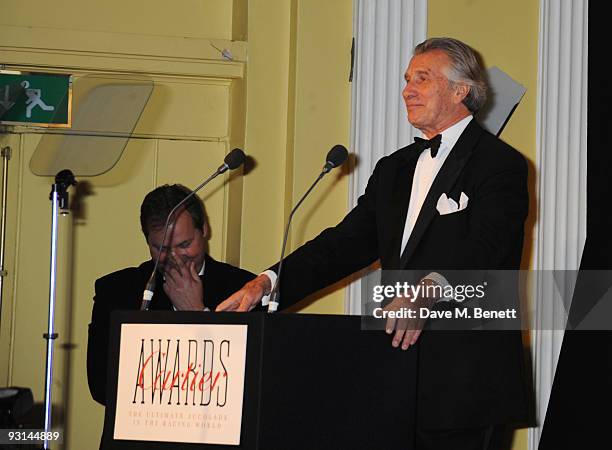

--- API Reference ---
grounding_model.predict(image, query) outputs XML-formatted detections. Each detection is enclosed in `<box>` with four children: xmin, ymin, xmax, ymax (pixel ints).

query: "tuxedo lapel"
<box><xmin>382</xmin><ymin>144</ymin><xmax>422</xmax><ymax>267</ymax></box>
<box><xmin>151</xmin><ymin>276</ymin><xmax>173</xmax><ymax>310</ymax></box>
<box><xmin>202</xmin><ymin>254</ymin><xmax>222</xmax><ymax>310</ymax></box>
<box><xmin>399</xmin><ymin>121</ymin><xmax>484</xmax><ymax>268</ymax></box>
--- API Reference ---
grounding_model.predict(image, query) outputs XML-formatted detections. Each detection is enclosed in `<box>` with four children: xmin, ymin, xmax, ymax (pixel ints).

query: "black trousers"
<box><xmin>416</xmin><ymin>425</ymin><xmax>512</xmax><ymax>450</ymax></box>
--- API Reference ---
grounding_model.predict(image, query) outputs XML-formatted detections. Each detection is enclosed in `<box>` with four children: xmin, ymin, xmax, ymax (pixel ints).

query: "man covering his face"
<box><xmin>86</xmin><ymin>184</ymin><xmax>255</xmax><ymax>406</ymax></box>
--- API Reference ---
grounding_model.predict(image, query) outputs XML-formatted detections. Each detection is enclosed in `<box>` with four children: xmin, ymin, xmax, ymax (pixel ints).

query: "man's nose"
<box><xmin>402</xmin><ymin>83</ymin><xmax>414</xmax><ymax>100</ymax></box>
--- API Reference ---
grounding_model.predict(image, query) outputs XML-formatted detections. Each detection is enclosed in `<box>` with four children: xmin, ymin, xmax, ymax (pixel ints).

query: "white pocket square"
<box><xmin>436</xmin><ymin>192</ymin><xmax>469</xmax><ymax>215</ymax></box>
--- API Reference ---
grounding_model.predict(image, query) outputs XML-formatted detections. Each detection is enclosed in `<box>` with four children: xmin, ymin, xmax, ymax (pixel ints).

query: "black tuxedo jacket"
<box><xmin>87</xmin><ymin>254</ymin><xmax>255</xmax><ymax>405</ymax></box>
<box><xmin>275</xmin><ymin>120</ymin><xmax>530</xmax><ymax>429</ymax></box>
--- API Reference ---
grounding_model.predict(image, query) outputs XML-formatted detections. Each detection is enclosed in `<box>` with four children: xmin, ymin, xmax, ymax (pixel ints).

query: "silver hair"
<box><xmin>414</xmin><ymin>37</ymin><xmax>487</xmax><ymax>113</ymax></box>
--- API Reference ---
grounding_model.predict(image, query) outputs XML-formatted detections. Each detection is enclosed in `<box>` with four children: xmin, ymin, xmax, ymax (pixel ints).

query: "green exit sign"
<box><xmin>0</xmin><ymin>72</ymin><xmax>72</xmax><ymax>127</ymax></box>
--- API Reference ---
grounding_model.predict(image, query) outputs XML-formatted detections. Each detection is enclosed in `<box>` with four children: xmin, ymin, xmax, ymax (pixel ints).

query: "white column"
<box><xmin>346</xmin><ymin>0</ymin><xmax>427</xmax><ymax>314</ymax></box>
<box><xmin>531</xmin><ymin>0</ymin><xmax>588</xmax><ymax>447</ymax></box>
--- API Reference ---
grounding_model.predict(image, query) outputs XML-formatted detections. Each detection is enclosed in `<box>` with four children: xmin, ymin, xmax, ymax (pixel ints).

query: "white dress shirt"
<box><xmin>400</xmin><ymin>115</ymin><xmax>473</xmax><ymax>298</ymax></box>
<box><xmin>400</xmin><ymin>115</ymin><xmax>473</xmax><ymax>254</ymax></box>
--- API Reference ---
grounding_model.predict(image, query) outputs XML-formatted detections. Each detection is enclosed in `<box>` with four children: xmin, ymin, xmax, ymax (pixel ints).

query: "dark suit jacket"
<box><xmin>274</xmin><ymin>120</ymin><xmax>529</xmax><ymax>429</ymax></box>
<box><xmin>87</xmin><ymin>253</ymin><xmax>255</xmax><ymax>405</ymax></box>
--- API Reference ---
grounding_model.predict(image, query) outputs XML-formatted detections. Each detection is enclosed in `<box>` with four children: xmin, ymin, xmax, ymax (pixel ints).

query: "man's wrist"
<box><xmin>260</xmin><ymin>270</ymin><xmax>276</xmax><ymax>293</ymax></box>
<box><xmin>422</xmin><ymin>272</ymin><xmax>453</xmax><ymax>302</ymax></box>
<box><xmin>260</xmin><ymin>270</ymin><xmax>277</xmax><ymax>306</ymax></box>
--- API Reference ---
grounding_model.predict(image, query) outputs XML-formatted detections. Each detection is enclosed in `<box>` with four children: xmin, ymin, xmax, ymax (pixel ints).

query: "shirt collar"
<box><xmin>421</xmin><ymin>115</ymin><xmax>473</xmax><ymax>159</ymax></box>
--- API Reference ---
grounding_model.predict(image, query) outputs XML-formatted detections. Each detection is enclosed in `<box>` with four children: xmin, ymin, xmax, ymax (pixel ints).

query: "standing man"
<box><xmin>218</xmin><ymin>37</ymin><xmax>529</xmax><ymax>449</ymax></box>
<box><xmin>87</xmin><ymin>184</ymin><xmax>255</xmax><ymax>405</ymax></box>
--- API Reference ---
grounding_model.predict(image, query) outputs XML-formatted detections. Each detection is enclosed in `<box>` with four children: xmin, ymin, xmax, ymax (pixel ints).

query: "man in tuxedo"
<box><xmin>218</xmin><ymin>37</ymin><xmax>529</xmax><ymax>449</ymax></box>
<box><xmin>87</xmin><ymin>184</ymin><xmax>255</xmax><ymax>405</ymax></box>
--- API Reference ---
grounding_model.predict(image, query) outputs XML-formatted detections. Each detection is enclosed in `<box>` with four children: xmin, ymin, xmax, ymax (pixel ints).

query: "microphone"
<box><xmin>266</xmin><ymin>145</ymin><xmax>349</xmax><ymax>313</ymax></box>
<box><xmin>322</xmin><ymin>144</ymin><xmax>348</xmax><ymax>173</ymax></box>
<box><xmin>140</xmin><ymin>148</ymin><xmax>246</xmax><ymax>311</ymax></box>
<box><xmin>219</xmin><ymin>148</ymin><xmax>246</xmax><ymax>173</ymax></box>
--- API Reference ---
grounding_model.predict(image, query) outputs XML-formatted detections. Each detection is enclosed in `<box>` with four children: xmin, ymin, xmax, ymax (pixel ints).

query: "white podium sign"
<box><xmin>113</xmin><ymin>323</ymin><xmax>248</xmax><ymax>445</ymax></box>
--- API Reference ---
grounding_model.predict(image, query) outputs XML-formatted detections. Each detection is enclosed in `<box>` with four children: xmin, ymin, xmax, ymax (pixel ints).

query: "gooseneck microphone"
<box><xmin>140</xmin><ymin>148</ymin><xmax>246</xmax><ymax>311</ymax></box>
<box><xmin>322</xmin><ymin>144</ymin><xmax>349</xmax><ymax>173</ymax></box>
<box><xmin>266</xmin><ymin>144</ymin><xmax>348</xmax><ymax>313</ymax></box>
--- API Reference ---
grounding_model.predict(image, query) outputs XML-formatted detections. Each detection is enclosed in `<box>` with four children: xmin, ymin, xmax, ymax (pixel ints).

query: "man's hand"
<box><xmin>384</xmin><ymin>278</ymin><xmax>438</xmax><ymax>350</ymax></box>
<box><xmin>216</xmin><ymin>274</ymin><xmax>272</xmax><ymax>312</ymax></box>
<box><xmin>384</xmin><ymin>295</ymin><xmax>424</xmax><ymax>350</ymax></box>
<box><xmin>163</xmin><ymin>252</ymin><xmax>204</xmax><ymax>311</ymax></box>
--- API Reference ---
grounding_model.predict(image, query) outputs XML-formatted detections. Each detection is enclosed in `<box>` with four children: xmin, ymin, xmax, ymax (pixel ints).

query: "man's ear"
<box><xmin>454</xmin><ymin>83</ymin><xmax>470</xmax><ymax>104</ymax></box>
<box><xmin>202</xmin><ymin>222</ymin><xmax>209</xmax><ymax>239</ymax></box>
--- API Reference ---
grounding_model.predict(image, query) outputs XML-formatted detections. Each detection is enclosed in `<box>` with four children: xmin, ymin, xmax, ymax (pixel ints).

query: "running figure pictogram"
<box><xmin>21</xmin><ymin>80</ymin><xmax>55</xmax><ymax>118</ymax></box>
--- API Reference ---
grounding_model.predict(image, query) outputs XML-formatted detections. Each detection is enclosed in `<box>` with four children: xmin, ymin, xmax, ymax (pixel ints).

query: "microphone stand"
<box><xmin>42</xmin><ymin>170</ymin><xmax>75</xmax><ymax>450</ymax></box>
<box><xmin>267</xmin><ymin>146</ymin><xmax>347</xmax><ymax>313</ymax></box>
<box><xmin>0</xmin><ymin>147</ymin><xmax>11</xmax><ymax>336</ymax></box>
<box><xmin>267</xmin><ymin>166</ymin><xmax>335</xmax><ymax>313</ymax></box>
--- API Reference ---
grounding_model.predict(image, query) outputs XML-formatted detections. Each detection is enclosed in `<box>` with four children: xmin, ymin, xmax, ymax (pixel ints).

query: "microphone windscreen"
<box><xmin>224</xmin><ymin>148</ymin><xmax>246</xmax><ymax>170</ymax></box>
<box><xmin>325</xmin><ymin>145</ymin><xmax>348</xmax><ymax>168</ymax></box>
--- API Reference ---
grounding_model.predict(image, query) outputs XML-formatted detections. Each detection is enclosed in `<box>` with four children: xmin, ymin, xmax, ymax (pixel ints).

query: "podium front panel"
<box><xmin>102</xmin><ymin>311</ymin><xmax>264</xmax><ymax>450</ymax></box>
<box><xmin>101</xmin><ymin>312</ymin><xmax>417</xmax><ymax>450</ymax></box>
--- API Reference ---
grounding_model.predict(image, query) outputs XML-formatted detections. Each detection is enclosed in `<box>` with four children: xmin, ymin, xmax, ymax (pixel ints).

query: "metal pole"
<box><xmin>42</xmin><ymin>170</ymin><xmax>75</xmax><ymax>450</ymax></box>
<box><xmin>42</xmin><ymin>187</ymin><xmax>60</xmax><ymax>450</ymax></box>
<box><xmin>0</xmin><ymin>146</ymin><xmax>11</xmax><ymax>334</ymax></box>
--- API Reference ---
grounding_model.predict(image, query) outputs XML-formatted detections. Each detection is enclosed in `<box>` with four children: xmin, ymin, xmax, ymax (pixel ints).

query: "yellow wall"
<box><xmin>242</xmin><ymin>0</ymin><xmax>353</xmax><ymax>314</ymax></box>
<box><xmin>428</xmin><ymin>0</ymin><xmax>540</xmax><ymax>268</ymax></box>
<box><xmin>0</xmin><ymin>2</ymin><xmax>249</xmax><ymax>448</ymax></box>
<box><xmin>0</xmin><ymin>0</ymin><xmax>353</xmax><ymax>448</ymax></box>
<box><xmin>2</xmin><ymin>1</ymin><xmax>234</xmax><ymax>39</ymax></box>
<box><xmin>428</xmin><ymin>1</ymin><xmax>540</xmax><ymax>449</ymax></box>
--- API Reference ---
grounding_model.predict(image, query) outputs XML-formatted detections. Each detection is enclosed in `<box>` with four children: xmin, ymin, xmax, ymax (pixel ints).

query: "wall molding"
<box><xmin>346</xmin><ymin>0</ymin><xmax>427</xmax><ymax>314</ymax></box>
<box><xmin>0</xmin><ymin>25</ymin><xmax>245</xmax><ymax>78</ymax></box>
<box><xmin>530</xmin><ymin>1</ymin><xmax>588</xmax><ymax>448</ymax></box>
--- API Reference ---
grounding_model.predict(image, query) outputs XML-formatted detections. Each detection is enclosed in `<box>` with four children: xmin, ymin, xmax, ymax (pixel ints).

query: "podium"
<box><xmin>101</xmin><ymin>311</ymin><xmax>417</xmax><ymax>450</ymax></box>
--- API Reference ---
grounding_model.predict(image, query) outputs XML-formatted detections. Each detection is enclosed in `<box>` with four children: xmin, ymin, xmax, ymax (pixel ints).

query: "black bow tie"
<box><xmin>414</xmin><ymin>134</ymin><xmax>442</xmax><ymax>158</ymax></box>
